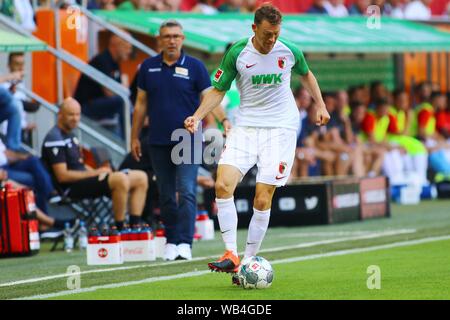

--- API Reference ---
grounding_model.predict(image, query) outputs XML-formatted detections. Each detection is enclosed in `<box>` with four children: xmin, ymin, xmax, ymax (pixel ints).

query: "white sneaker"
<box><xmin>176</xmin><ymin>243</ymin><xmax>192</xmax><ymax>260</ymax></box>
<box><xmin>164</xmin><ymin>243</ymin><xmax>178</xmax><ymax>261</ymax></box>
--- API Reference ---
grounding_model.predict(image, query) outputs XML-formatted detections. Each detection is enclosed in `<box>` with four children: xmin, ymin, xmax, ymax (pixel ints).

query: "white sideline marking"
<box><xmin>16</xmin><ymin>234</ymin><xmax>450</xmax><ymax>300</ymax></box>
<box><xmin>0</xmin><ymin>229</ymin><xmax>416</xmax><ymax>289</ymax></box>
<box><xmin>279</xmin><ymin>229</ymin><xmax>414</xmax><ymax>238</ymax></box>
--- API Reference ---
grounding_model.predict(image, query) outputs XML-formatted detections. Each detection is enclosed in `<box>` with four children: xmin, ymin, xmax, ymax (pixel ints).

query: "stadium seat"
<box><xmin>45</xmin><ymin>146</ymin><xmax>115</xmax><ymax>251</ymax></box>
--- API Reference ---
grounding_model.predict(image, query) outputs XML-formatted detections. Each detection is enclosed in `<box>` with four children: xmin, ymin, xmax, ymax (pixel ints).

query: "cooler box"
<box><xmin>154</xmin><ymin>229</ymin><xmax>166</xmax><ymax>259</ymax></box>
<box><xmin>391</xmin><ymin>184</ymin><xmax>421</xmax><ymax>204</ymax></box>
<box><xmin>122</xmin><ymin>231</ymin><xmax>156</xmax><ymax>262</ymax></box>
<box><xmin>87</xmin><ymin>235</ymin><xmax>123</xmax><ymax>265</ymax></box>
<box><xmin>1</xmin><ymin>187</ymin><xmax>40</xmax><ymax>257</ymax></box>
<box><xmin>195</xmin><ymin>211</ymin><xmax>215</xmax><ymax>240</ymax></box>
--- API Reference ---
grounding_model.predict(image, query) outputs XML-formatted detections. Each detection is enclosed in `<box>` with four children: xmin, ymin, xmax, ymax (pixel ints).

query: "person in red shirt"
<box><xmin>360</xmin><ymin>98</ymin><xmax>408</xmax><ymax>185</ymax></box>
<box><xmin>434</xmin><ymin>92</ymin><xmax>450</xmax><ymax>139</ymax></box>
<box><xmin>349</xmin><ymin>101</ymin><xmax>385</xmax><ymax>177</ymax></box>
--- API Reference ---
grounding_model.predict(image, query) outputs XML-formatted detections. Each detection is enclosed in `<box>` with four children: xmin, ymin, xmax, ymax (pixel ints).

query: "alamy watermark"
<box><xmin>66</xmin><ymin>265</ymin><xmax>81</xmax><ymax>290</ymax></box>
<box><xmin>366</xmin><ymin>265</ymin><xmax>381</xmax><ymax>290</ymax></box>
<box><xmin>366</xmin><ymin>5</ymin><xmax>381</xmax><ymax>30</ymax></box>
<box><xmin>170</xmin><ymin>128</ymin><xmax>283</xmax><ymax>167</ymax></box>
<box><xmin>66</xmin><ymin>5</ymin><xmax>82</xmax><ymax>30</ymax></box>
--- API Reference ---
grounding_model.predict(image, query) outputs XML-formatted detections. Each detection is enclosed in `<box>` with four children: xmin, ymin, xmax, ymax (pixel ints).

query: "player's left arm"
<box><xmin>300</xmin><ymin>71</ymin><xmax>330</xmax><ymax>126</ymax></box>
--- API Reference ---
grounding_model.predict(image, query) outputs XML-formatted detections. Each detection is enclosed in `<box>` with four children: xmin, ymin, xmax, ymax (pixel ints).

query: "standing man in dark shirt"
<box><xmin>130</xmin><ymin>20</ymin><xmax>213</xmax><ymax>261</ymax></box>
<box><xmin>74</xmin><ymin>33</ymin><xmax>132</xmax><ymax>138</ymax></box>
<box><xmin>42</xmin><ymin>97</ymin><xmax>148</xmax><ymax>230</ymax></box>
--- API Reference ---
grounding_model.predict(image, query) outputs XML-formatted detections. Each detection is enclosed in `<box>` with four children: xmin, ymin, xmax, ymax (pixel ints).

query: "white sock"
<box><xmin>244</xmin><ymin>208</ymin><xmax>271</xmax><ymax>260</ymax></box>
<box><xmin>216</xmin><ymin>197</ymin><xmax>238</xmax><ymax>256</ymax></box>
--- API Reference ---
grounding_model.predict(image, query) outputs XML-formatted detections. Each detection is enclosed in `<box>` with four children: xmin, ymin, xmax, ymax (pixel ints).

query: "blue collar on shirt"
<box><xmin>156</xmin><ymin>50</ymin><xmax>186</xmax><ymax>67</ymax></box>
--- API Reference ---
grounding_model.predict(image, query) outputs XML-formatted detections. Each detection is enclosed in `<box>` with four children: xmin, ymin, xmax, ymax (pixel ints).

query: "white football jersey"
<box><xmin>213</xmin><ymin>37</ymin><xmax>309</xmax><ymax>130</ymax></box>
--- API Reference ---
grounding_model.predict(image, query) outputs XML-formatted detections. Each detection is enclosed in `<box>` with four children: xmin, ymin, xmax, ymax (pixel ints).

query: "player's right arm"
<box><xmin>185</xmin><ymin>88</ymin><xmax>226</xmax><ymax>133</ymax></box>
<box><xmin>185</xmin><ymin>41</ymin><xmax>242</xmax><ymax>133</ymax></box>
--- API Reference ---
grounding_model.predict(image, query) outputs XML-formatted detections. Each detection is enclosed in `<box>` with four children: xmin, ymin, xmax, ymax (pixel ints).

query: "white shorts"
<box><xmin>218</xmin><ymin>126</ymin><xmax>297</xmax><ymax>186</ymax></box>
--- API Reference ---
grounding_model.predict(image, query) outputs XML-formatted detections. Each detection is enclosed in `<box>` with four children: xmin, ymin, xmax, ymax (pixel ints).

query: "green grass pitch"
<box><xmin>1</xmin><ymin>199</ymin><xmax>450</xmax><ymax>300</ymax></box>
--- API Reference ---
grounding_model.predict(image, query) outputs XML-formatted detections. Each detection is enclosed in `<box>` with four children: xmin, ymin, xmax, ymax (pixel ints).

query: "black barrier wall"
<box><xmin>204</xmin><ymin>176</ymin><xmax>390</xmax><ymax>229</ymax></box>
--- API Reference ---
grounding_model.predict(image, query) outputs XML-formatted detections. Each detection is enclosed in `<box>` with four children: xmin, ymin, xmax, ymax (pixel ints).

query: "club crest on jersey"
<box><xmin>214</xmin><ymin>69</ymin><xmax>224</xmax><ymax>82</ymax></box>
<box><xmin>278</xmin><ymin>56</ymin><xmax>287</xmax><ymax>69</ymax></box>
<box><xmin>279</xmin><ymin>161</ymin><xmax>287</xmax><ymax>174</ymax></box>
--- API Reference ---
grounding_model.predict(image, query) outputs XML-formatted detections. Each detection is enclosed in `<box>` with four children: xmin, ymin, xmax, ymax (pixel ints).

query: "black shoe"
<box><xmin>231</xmin><ymin>273</ymin><xmax>240</xmax><ymax>286</ymax></box>
<box><xmin>208</xmin><ymin>250</ymin><xmax>240</xmax><ymax>273</ymax></box>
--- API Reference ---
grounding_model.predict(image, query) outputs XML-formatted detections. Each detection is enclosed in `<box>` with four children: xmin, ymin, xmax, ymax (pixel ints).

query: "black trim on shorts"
<box><xmin>63</xmin><ymin>174</ymin><xmax>111</xmax><ymax>199</ymax></box>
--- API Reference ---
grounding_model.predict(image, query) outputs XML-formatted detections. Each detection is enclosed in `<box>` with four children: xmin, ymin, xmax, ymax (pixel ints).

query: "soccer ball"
<box><xmin>238</xmin><ymin>256</ymin><xmax>274</xmax><ymax>289</ymax></box>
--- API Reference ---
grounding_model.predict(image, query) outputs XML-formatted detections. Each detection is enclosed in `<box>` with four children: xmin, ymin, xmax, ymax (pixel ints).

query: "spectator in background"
<box><xmin>349</xmin><ymin>101</ymin><xmax>384</xmax><ymax>177</ymax></box>
<box><xmin>218</xmin><ymin>0</ymin><xmax>243</xmax><ymax>12</ymax></box>
<box><xmin>360</xmin><ymin>98</ymin><xmax>407</xmax><ymax>184</ymax></box>
<box><xmin>191</xmin><ymin>0</ymin><xmax>218</xmax><ymax>14</ymax></box>
<box><xmin>87</xmin><ymin>0</ymin><xmax>116</xmax><ymax>10</ymax></box>
<box><xmin>0</xmin><ymin>137</ymin><xmax>54</xmax><ymax>215</ymax></box>
<box><xmin>324</xmin><ymin>0</ymin><xmax>348</xmax><ymax>17</ymax></box>
<box><xmin>404</xmin><ymin>0</ymin><xmax>432</xmax><ymax>20</ymax></box>
<box><xmin>0</xmin><ymin>0</ymin><xmax>36</xmax><ymax>32</ymax></box>
<box><xmin>295</xmin><ymin>87</ymin><xmax>311</xmax><ymax>127</ymax></box>
<box><xmin>74</xmin><ymin>33</ymin><xmax>132</xmax><ymax>138</ymax></box>
<box><xmin>1</xmin><ymin>52</ymin><xmax>39</xmax><ymax>145</ymax></box>
<box><xmin>158</xmin><ymin>0</ymin><xmax>181</xmax><ymax>11</ymax></box>
<box><xmin>42</xmin><ymin>97</ymin><xmax>148</xmax><ymax>231</ymax></box>
<box><xmin>416</xmin><ymin>91</ymin><xmax>450</xmax><ymax>180</ymax></box>
<box><xmin>295</xmin><ymin>103</ymin><xmax>336</xmax><ymax>178</ymax></box>
<box><xmin>0</xmin><ymin>77</ymin><xmax>23</xmax><ymax>153</ymax></box>
<box><xmin>391</xmin><ymin>89</ymin><xmax>414</xmax><ymax>135</ymax></box>
<box><xmin>121</xmin><ymin>0</ymin><xmax>166</xmax><ymax>10</ymax></box>
<box><xmin>429</xmin><ymin>91</ymin><xmax>449</xmax><ymax>141</ymax></box>
<box><xmin>307</xmin><ymin>0</ymin><xmax>328</xmax><ymax>14</ymax></box>
<box><xmin>436</xmin><ymin>92</ymin><xmax>450</xmax><ymax>139</ymax></box>
<box><xmin>348</xmin><ymin>0</ymin><xmax>370</xmax><ymax>15</ymax></box>
<box><xmin>369</xmin><ymin>81</ymin><xmax>388</xmax><ymax>108</ymax></box>
<box><xmin>336</xmin><ymin>89</ymin><xmax>350</xmax><ymax>115</ymax></box>
<box><xmin>414</xmin><ymin>81</ymin><xmax>432</xmax><ymax>108</ymax></box>
<box><xmin>349</xmin><ymin>84</ymin><xmax>371</xmax><ymax>107</ymax></box>
<box><xmin>117</xmin><ymin>0</ymin><xmax>145</xmax><ymax>10</ymax></box>
<box><xmin>388</xmin><ymin>92</ymin><xmax>429</xmax><ymax>187</ymax></box>
<box><xmin>332</xmin><ymin>90</ymin><xmax>366</xmax><ymax>177</ymax></box>
<box><xmin>324</xmin><ymin>92</ymin><xmax>361</xmax><ymax>176</ymax></box>
<box><xmin>348</xmin><ymin>85</ymin><xmax>364</xmax><ymax>105</ymax></box>
<box><xmin>242</xmin><ymin>0</ymin><xmax>257</xmax><ymax>12</ymax></box>
<box><xmin>372</xmin><ymin>0</ymin><xmax>387</xmax><ymax>14</ymax></box>
<box><xmin>290</xmin><ymin>87</ymin><xmax>312</xmax><ymax>179</ymax></box>
<box><xmin>385</xmin><ymin>0</ymin><xmax>405</xmax><ymax>18</ymax></box>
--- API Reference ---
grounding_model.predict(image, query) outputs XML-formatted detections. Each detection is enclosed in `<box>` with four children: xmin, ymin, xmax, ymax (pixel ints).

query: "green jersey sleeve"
<box><xmin>279</xmin><ymin>38</ymin><xmax>309</xmax><ymax>76</ymax></box>
<box><xmin>213</xmin><ymin>38</ymin><xmax>247</xmax><ymax>92</ymax></box>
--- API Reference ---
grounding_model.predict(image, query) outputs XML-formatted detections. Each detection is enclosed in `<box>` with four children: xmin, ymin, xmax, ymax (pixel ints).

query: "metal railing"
<box><xmin>1</xmin><ymin>1</ymin><xmax>158</xmax><ymax>153</ymax></box>
<box><xmin>79</xmin><ymin>6</ymin><xmax>157</xmax><ymax>58</ymax></box>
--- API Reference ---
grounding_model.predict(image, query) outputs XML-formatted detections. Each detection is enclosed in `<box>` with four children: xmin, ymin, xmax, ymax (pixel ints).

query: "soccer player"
<box><xmin>184</xmin><ymin>4</ymin><xmax>330</xmax><ymax>280</ymax></box>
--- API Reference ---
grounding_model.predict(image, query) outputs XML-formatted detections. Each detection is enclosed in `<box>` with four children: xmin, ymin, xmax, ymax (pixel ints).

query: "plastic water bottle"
<box><xmin>63</xmin><ymin>222</ymin><xmax>74</xmax><ymax>253</ymax></box>
<box><xmin>78</xmin><ymin>221</ymin><xmax>88</xmax><ymax>250</ymax></box>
